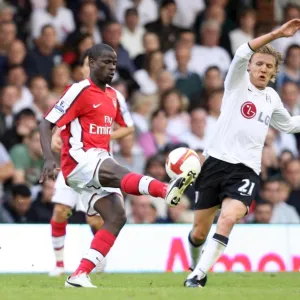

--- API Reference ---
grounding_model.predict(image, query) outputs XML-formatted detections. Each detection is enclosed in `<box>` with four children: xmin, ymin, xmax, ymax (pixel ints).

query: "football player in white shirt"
<box><xmin>183</xmin><ymin>18</ymin><xmax>300</xmax><ymax>288</ymax></box>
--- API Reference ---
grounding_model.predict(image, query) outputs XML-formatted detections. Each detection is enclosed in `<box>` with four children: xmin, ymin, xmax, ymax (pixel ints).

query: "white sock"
<box><xmin>188</xmin><ymin>233</ymin><xmax>228</xmax><ymax>280</ymax></box>
<box><xmin>52</xmin><ymin>235</ymin><xmax>65</xmax><ymax>267</ymax></box>
<box><xmin>83</xmin><ymin>249</ymin><xmax>105</xmax><ymax>266</ymax></box>
<box><xmin>188</xmin><ymin>232</ymin><xmax>206</xmax><ymax>269</ymax></box>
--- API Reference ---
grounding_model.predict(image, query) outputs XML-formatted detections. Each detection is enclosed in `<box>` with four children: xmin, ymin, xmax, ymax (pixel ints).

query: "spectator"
<box><xmin>130</xmin><ymin>92</ymin><xmax>153</xmax><ymax>136</ymax></box>
<box><xmin>115</xmin><ymin>0</ymin><xmax>158</xmax><ymax>26</ymax></box>
<box><xmin>260</xmin><ymin>178</ymin><xmax>300</xmax><ymax>224</ymax></box>
<box><xmin>180</xmin><ymin>108</ymin><xmax>208</xmax><ymax>150</ymax></box>
<box><xmin>50</xmin><ymin>63</ymin><xmax>71</xmax><ymax>100</ymax></box>
<box><xmin>101</xmin><ymin>21</ymin><xmax>135</xmax><ymax>76</ymax></box>
<box><xmin>272</xmin><ymin>3</ymin><xmax>300</xmax><ymax>55</ymax></box>
<box><xmin>7</xmin><ymin>39</ymin><xmax>27</xmax><ymax>66</ymax></box>
<box><xmin>1</xmin><ymin>108</ymin><xmax>37</xmax><ymax>151</ymax></box>
<box><xmin>9</xmin><ymin>128</ymin><xmax>44</xmax><ymax>187</ymax></box>
<box><xmin>27</xmin><ymin>179</ymin><xmax>55</xmax><ymax>223</ymax></box>
<box><xmin>133</xmin><ymin>50</ymin><xmax>164</xmax><ymax>95</ymax></box>
<box><xmin>0</xmin><ymin>85</ymin><xmax>19</xmax><ymax>136</ymax></box>
<box><xmin>280</xmin><ymin>81</ymin><xmax>300</xmax><ymax>116</ymax></box>
<box><xmin>29</xmin><ymin>76</ymin><xmax>54</xmax><ymax>120</ymax></box>
<box><xmin>205</xmin><ymin>87</ymin><xmax>223</xmax><ymax>137</ymax></box>
<box><xmin>160</xmin><ymin>88</ymin><xmax>190</xmax><ymax>136</ymax></box>
<box><xmin>284</xmin><ymin>159</ymin><xmax>300</xmax><ymax>216</ymax></box>
<box><xmin>63</xmin><ymin>33</ymin><xmax>94</xmax><ymax>65</ymax></box>
<box><xmin>0</xmin><ymin>184</ymin><xmax>31</xmax><ymax>223</ymax></box>
<box><xmin>30</xmin><ymin>0</ymin><xmax>75</xmax><ymax>44</ymax></box>
<box><xmin>121</xmin><ymin>8</ymin><xmax>145</xmax><ymax>59</ymax></box>
<box><xmin>134</xmin><ymin>31</ymin><xmax>160</xmax><ymax>70</ymax></box>
<box><xmin>0</xmin><ymin>21</ymin><xmax>17</xmax><ymax>56</ymax></box>
<box><xmin>173</xmin><ymin>44</ymin><xmax>202</xmax><ymax>102</ymax></box>
<box><xmin>138</xmin><ymin>109</ymin><xmax>178</xmax><ymax>158</ymax></box>
<box><xmin>25</xmin><ymin>24</ymin><xmax>62</xmax><ymax>82</ymax></box>
<box><xmin>114</xmin><ymin>134</ymin><xmax>145</xmax><ymax>174</ymax></box>
<box><xmin>144</xmin><ymin>154</ymin><xmax>167</xmax><ymax>182</ymax></box>
<box><xmin>145</xmin><ymin>0</ymin><xmax>181</xmax><ymax>52</ymax></box>
<box><xmin>196</xmin><ymin>19</ymin><xmax>231</xmax><ymax>77</ymax></box>
<box><xmin>7</xmin><ymin>65</ymin><xmax>33</xmax><ymax>113</ymax></box>
<box><xmin>0</xmin><ymin>142</ymin><xmax>14</xmax><ymax>201</ymax></box>
<box><xmin>64</xmin><ymin>0</ymin><xmax>100</xmax><ymax>55</ymax></box>
<box><xmin>278</xmin><ymin>150</ymin><xmax>295</xmax><ymax>173</ymax></box>
<box><xmin>127</xmin><ymin>194</ymin><xmax>156</xmax><ymax>224</ymax></box>
<box><xmin>190</xmin><ymin>66</ymin><xmax>223</xmax><ymax>111</ymax></box>
<box><xmin>276</xmin><ymin>44</ymin><xmax>300</xmax><ymax>91</ymax></box>
<box><xmin>156</xmin><ymin>70</ymin><xmax>175</xmax><ymax>96</ymax></box>
<box><xmin>248</xmin><ymin>200</ymin><xmax>273</xmax><ymax>224</ymax></box>
<box><xmin>0</xmin><ymin>2</ymin><xmax>15</xmax><ymax>23</ymax></box>
<box><xmin>229</xmin><ymin>8</ymin><xmax>256</xmax><ymax>54</ymax></box>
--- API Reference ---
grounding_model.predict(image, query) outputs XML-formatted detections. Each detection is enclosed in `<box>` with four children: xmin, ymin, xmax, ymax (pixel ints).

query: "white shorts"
<box><xmin>66</xmin><ymin>148</ymin><xmax>122</xmax><ymax>216</ymax></box>
<box><xmin>52</xmin><ymin>172</ymin><xmax>85</xmax><ymax>212</ymax></box>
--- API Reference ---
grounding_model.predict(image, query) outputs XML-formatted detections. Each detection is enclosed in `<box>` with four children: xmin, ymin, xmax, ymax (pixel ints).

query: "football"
<box><xmin>165</xmin><ymin>147</ymin><xmax>201</xmax><ymax>179</ymax></box>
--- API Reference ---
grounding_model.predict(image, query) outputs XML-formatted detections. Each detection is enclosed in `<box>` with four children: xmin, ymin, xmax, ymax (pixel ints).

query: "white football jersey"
<box><xmin>205</xmin><ymin>43</ymin><xmax>300</xmax><ymax>175</ymax></box>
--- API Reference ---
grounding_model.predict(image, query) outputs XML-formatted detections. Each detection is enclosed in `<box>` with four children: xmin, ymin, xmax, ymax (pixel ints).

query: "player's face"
<box><xmin>248</xmin><ymin>53</ymin><xmax>276</xmax><ymax>89</ymax></box>
<box><xmin>81</xmin><ymin>56</ymin><xmax>90</xmax><ymax>79</ymax></box>
<box><xmin>93</xmin><ymin>51</ymin><xmax>117</xmax><ymax>83</ymax></box>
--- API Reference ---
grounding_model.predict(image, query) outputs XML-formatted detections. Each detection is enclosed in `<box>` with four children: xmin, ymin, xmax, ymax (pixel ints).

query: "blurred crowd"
<box><xmin>0</xmin><ymin>0</ymin><xmax>299</xmax><ymax>225</ymax></box>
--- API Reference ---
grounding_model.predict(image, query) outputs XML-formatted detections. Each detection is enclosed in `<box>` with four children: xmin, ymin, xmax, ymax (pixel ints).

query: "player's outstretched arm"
<box><xmin>39</xmin><ymin>118</ymin><xmax>57</xmax><ymax>182</ymax></box>
<box><xmin>110</xmin><ymin>125</ymin><xmax>135</xmax><ymax>140</ymax></box>
<box><xmin>249</xmin><ymin>18</ymin><xmax>300</xmax><ymax>51</ymax></box>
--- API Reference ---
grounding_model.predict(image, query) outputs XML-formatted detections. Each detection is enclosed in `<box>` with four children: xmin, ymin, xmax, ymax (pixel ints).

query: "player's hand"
<box><xmin>51</xmin><ymin>135</ymin><xmax>62</xmax><ymax>153</ymax></box>
<box><xmin>277</xmin><ymin>18</ymin><xmax>300</xmax><ymax>38</ymax></box>
<box><xmin>40</xmin><ymin>158</ymin><xmax>58</xmax><ymax>183</ymax></box>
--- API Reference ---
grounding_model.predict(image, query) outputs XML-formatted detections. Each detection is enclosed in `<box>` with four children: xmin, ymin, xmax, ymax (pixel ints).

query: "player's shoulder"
<box><xmin>63</xmin><ymin>79</ymin><xmax>91</xmax><ymax>98</ymax></box>
<box><xmin>106</xmin><ymin>85</ymin><xmax>126</xmax><ymax>103</ymax></box>
<box><xmin>265</xmin><ymin>86</ymin><xmax>281</xmax><ymax>102</ymax></box>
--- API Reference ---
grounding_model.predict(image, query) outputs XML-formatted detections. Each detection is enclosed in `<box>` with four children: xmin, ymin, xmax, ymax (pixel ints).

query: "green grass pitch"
<box><xmin>0</xmin><ymin>273</ymin><xmax>299</xmax><ymax>300</ymax></box>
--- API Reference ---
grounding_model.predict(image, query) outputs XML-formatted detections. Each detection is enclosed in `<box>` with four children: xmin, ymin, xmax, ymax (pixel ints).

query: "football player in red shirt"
<box><xmin>40</xmin><ymin>44</ymin><xmax>196</xmax><ymax>288</ymax></box>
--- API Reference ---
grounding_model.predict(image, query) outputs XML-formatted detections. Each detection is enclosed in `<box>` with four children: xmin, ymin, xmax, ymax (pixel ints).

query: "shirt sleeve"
<box><xmin>0</xmin><ymin>143</ymin><xmax>10</xmax><ymax>165</ymax></box>
<box><xmin>271</xmin><ymin>95</ymin><xmax>300</xmax><ymax>134</ymax></box>
<box><xmin>114</xmin><ymin>90</ymin><xmax>134</xmax><ymax>127</ymax></box>
<box><xmin>9</xmin><ymin>145</ymin><xmax>29</xmax><ymax>170</ymax></box>
<box><xmin>45</xmin><ymin>80</ymin><xmax>90</xmax><ymax>127</ymax></box>
<box><xmin>224</xmin><ymin>43</ymin><xmax>255</xmax><ymax>91</ymax></box>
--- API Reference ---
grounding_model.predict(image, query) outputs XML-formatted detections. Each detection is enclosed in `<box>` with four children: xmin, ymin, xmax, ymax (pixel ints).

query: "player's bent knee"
<box><xmin>53</xmin><ymin>204</ymin><xmax>71</xmax><ymax>222</ymax></box>
<box><xmin>191</xmin><ymin>229</ymin><xmax>208</xmax><ymax>243</ymax></box>
<box><xmin>217</xmin><ymin>212</ymin><xmax>239</xmax><ymax>231</ymax></box>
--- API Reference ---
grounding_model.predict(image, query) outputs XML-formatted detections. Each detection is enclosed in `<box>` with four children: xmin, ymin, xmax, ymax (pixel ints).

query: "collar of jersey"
<box><xmin>248</xmin><ymin>80</ymin><xmax>267</xmax><ymax>96</ymax></box>
<box><xmin>88</xmin><ymin>78</ymin><xmax>107</xmax><ymax>93</ymax></box>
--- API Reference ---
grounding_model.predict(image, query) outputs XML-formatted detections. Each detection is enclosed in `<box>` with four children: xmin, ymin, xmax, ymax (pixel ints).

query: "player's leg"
<box><xmin>188</xmin><ymin>206</ymin><xmax>219</xmax><ymax>270</ymax></box>
<box><xmin>49</xmin><ymin>172</ymin><xmax>78</xmax><ymax>276</ymax></box>
<box><xmin>65</xmin><ymin>193</ymin><xmax>125</xmax><ymax>288</ymax></box>
<box><xmin>86</xmin><ymin>215</ymin><xmax>104</xmax><ymax>235</ymax></box>
<box><xmin>98</xmin><ymin>157</ymin><xmax>196</xmax><ymax>205</ymax></box>
<box><xmin>50</xmin><ymin>203</ymin><xmax>72</xmax><ymax>276</ymax></box>
<box><xmin>187</xmin><ymin>198</ymin><xmax>247</xmax><ymax>286</ymax></box>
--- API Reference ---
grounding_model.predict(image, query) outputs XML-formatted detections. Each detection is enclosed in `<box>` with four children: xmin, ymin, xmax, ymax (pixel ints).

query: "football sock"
<box><xmin>188</xmin><ymin>231</ymin><xmax>206</xmax><ymax>269</ymax></box>
<box><xmin>188</xmin><ymin>233</ymin><xmax>228</xmax><ymax>280</ymax></box>
<box><xmin>72</xmin><ymin>229</ymin><xmax>116</xmax><ymax>276</ymax></box>
<box><xmin>120</xmin><ymin>173</ymin><xmax>167</xmax><ymax>198</ymax></box>
<box><xmin>50</xmin><ymin>219</ymin><xmax>67</xmax><ymax>268</ymax></box>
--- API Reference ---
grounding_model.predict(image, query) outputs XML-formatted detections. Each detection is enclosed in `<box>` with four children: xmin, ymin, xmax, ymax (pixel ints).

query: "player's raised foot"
<box><xmin>184</xmin><ymin>275</ymin><xmax>207</xmax><ymax>288</ymax></box>
<box><xmin>48</xmin><ymin>266</ymin><xmax>64</xmax><ymax>277</ymax></box>
<box><xmin>165</xmin><ymin>170</ymin><xmax>197</xmax><ymax>207</ymax></box>
<box><xmin>65</xmin><ymin>272</ymin><xmax>97</xmax><ymax>288</ymax></box>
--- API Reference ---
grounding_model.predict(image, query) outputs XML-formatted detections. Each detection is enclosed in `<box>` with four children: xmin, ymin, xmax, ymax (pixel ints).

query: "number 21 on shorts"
<box><xmin>238</xmin><ymin>179</ymin><xmax>255</xmax><ymax>196</ymax></box>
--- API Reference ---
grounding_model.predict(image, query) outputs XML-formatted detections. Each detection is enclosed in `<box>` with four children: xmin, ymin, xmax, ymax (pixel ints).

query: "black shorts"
<box><xmin>194</xmin><ymin>156</ymin><xmax>260</xmax><ymax>210</ymax></box>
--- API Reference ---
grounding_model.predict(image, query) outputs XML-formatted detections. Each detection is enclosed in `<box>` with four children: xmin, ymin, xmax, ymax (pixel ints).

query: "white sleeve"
<box><xmin>271</xmin><ymin>98</ymin><xmax>300</xmax><ymax>134</ymax></box>
<box><xmin>224</xmin><ymin>43</ymin><xmax>254</xmax><ymax>91</ymax></box>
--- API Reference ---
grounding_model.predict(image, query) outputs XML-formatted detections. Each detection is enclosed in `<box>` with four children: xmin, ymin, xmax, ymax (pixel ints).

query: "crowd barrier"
<box><xmin>0</xmin><ymin>224</ymin><xmax>299</xmax><ymax>273</ymax></box>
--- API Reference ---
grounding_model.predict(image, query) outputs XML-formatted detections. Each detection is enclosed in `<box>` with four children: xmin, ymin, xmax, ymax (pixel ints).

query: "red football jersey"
<box><xmin>45</xmin><ymin>79</ymin><xmax>133</xmax><ymax>178</ymax></box>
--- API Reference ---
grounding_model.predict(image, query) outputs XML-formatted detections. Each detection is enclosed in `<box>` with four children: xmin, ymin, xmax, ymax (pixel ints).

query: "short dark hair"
<box><xmin>160</xmin><ymin>0</ymin><xmax>176</xmax><ymax>9</ymax></box>
<box><xmin>125</xmin><ymin>8</ymin><xmax>138</xmax><ymax>17</ymax></box>
<box><xmin>11</xmin><ymin>184</ymin><xmax>31</xmax><ymax>198</ymax></box>
<box><xmin>40</xmin><ymin>24</ymin><xmax>55</xmax><ymax>35</ymax></box>
<box><xmin>88</xmin><ymin>43</ymin><xmax>115</xmax><ymax>62</ymax></box>
<box><xmin>204</xmin><ymin>65</ymin><xmax>221</xmax><ymax>76</ymax></box>
<box><xmin>255</xmin><ymin>199</ymin><xmax>273</xmax><ymax>208</ymax></box>
<box><xmin>14</xmin><ymin>108</ymin><xmax>36</xmax><ymax>123</ymax></box>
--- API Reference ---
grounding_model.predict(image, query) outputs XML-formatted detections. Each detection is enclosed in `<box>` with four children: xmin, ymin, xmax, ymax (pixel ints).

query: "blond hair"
<box><xmin>251</xmin><ymin>44</ymin><xmax>284</xmax><ymax>82</ymax></box>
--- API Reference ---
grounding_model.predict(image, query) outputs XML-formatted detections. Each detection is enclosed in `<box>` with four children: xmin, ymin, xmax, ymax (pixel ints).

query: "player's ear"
<box><xmin>89</xmin><ymin>58</ymin><xmax>95</xmax><ymax>69</ymax></box>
